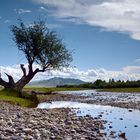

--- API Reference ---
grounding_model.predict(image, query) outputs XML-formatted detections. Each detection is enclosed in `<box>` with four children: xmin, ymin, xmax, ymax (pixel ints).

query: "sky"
<box><xmin>0</xmin><ymin>0</ymin><xmax>140</xmax><ymax>82</ymax></box>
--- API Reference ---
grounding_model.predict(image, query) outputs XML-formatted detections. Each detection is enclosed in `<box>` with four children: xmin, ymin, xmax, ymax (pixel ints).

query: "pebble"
<box><xmin>0</xmin><ymin>102</ymin><xmax>107</xmax><ymax>140</ymax></box>
<box><xmin>23</xmin><ymin>128</ymin><xmax>32</xmax><ymax>134</ymax></box>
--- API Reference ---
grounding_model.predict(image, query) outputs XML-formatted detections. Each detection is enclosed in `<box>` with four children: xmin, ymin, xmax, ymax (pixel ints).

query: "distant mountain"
<box><xmin>28</xmin><ymin>77</ymin><xmax>86</xmax><ymax>87</ymax></box>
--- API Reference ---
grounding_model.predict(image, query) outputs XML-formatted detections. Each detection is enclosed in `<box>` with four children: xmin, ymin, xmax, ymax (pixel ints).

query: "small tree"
<box><xmin>0</xmin><ymin>19</ymin><xmax>72</xmax><ymax>95</ymax></box>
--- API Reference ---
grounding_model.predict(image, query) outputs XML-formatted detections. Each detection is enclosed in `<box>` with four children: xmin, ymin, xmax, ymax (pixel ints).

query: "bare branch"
<box><xmin>34</xmin><ymin>68</ymin><xmax>44</xmax><ymax>74</ymax></box>
<box><xmin>0</xmin><ymin>77</ymin><xmax>8</xmax><ymax>87</ymax></box>
<box><xmin>5</xmin><ymin>73</ymin><xmax>15</xmax><ymax>86</ymax></box>
<box><xmin>33</xmin><ymin>63</ymin><xmax>52</xmax><ymax>74</ymax></box>
<box><xmin>20</xmin><ymin>64</ymin><xmax>26</xmax><ymax>76</ymax></box>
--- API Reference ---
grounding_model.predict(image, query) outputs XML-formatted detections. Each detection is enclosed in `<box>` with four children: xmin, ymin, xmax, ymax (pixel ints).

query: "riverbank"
<box><xmin>0</xmin><ymin>102</ymin><xmax>107</xmax><ymax>140</ymax></box>
<box><xmin>99</xmin><ymin>87</ymin><xmax>140</xmax><ymax>93</ymax></box>
<box><xmin>0</xmin><ymin>89</ymin><xmax>38</xmax><ymax>107</ymax></box>
<box><xmin>1</xmin><ymin>88</ymin><xmax>140</xmax><ymax>139</ymax></box>
<box><xmin>37</xmin><ymin>90</ymin><xmax>140</xmax><ymax>109</ymax></box>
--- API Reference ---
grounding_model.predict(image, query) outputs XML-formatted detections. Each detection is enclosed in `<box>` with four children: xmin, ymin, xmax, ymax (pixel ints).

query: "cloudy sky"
<box><xmin>0</xmin><ymin>0</ymin><xmax>140</xmax><ymax>82</ymax></box>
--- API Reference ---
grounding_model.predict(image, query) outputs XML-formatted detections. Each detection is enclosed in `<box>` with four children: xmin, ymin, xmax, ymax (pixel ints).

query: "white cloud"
<box><xmin>122</xmin><ymin>66</ymin><xmax>140</xmax><ymax>74</ymax></box>
<box><xmin>39</xmin><ymin>6</ymin><xmax>47</xmax><ymax>11</ymax></box>
<box><xmin>0</xmin><ymin>64</ymin><xmax>140</xmax><ymax>82</ymax></box>
<box><xmin>32</xmin><ymin>0</ymin><xmax>140</xmax><ymax>40</ymax></box>
<box><xmin>14</xmin><ymin>8</ymin><xmax>32</xmax><ymax>14</ymax></box>
<box><xmin>135</xmin><ymin>59</ymin><xmax>140</xmax><ymax>63</ymax></box>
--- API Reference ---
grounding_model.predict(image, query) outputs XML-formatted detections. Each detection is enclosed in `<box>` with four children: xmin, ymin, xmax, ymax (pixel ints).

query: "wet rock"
<box><xmin>128</xmin><ymin>109</ymin><xmax>132</xmax><ymax>112</ymax></box>
<box><xmin>109</xmin><ymin>126</ymin><xmax>113</xmax><ymax>129</ymax></box>
<box><xmin>134</xmin><ymin>125</ymin><xmax>138</xmax><ymax>127</ymax></box>
<box><xmin>109</xmin><ymin>131</ymin><xmax>117</xmax><ymax>138</ymax></box>
<box><xmin>119</xmin><ymin>132</ymin><xmax>126</xmax><ymax>139</ymax></box>
<box><xmin>119</xmin><ymin>118</ymin><xmax>123</xmax><ymax>120</ymax></box>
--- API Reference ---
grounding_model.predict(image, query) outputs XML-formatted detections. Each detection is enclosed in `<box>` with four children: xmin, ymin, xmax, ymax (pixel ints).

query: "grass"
<box><xmin>0</xmin><ymin>87</ymin><xmax>86</xmax><ymax>107</ymax></box>
<box><xmin>99</xmin><ymin>87</ymin><xmax>140</xmax><ymax>93</ymax></box>
<box><xmin>24</xmin><ymin>87</ymin><xmax>87</xmax><ymax>92</ymax></box>
<box><xmin>0</xmin><ymin>89</ymin><xmax>38</xmax><ymax>107</ymax></box>
<box><xmin>2</xmin><ymin>86</ymin><xmax>140</xmax><ymax>108</ymax></box>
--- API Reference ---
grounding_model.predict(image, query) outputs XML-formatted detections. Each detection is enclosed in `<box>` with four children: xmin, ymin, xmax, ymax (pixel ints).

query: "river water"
<box><xmin>37</xmin><ymin>90</ymin><xmax>140</xmax><ymax>140</ymax></box>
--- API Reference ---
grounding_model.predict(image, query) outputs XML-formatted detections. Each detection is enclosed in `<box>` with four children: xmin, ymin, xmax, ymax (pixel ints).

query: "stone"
<box><xmin>5</xmin><ymin>128</ymin><xmax>15</xmax><ymax>134</ymax></box>
<box><xmin>119</xmin><ymin>132</ymin><xmax>126</xmax><ymax>139</ymax></box>
<box><xmin>134</xmin><ymin>125</ymin><xmax>138</xmax><ymax>127</ymax></box>
<box><xmin>11</xmin><ymin>136</ymin><xmax>21</xmax><ymax>140</ymax></box>
<box><xmin>7</xmin><ymin>119</ymin><xmax>13</xmax><ymax>125</ymax></box>
<box><xmin>50</xmin><ymin>135</ymin><xmax>56</xmax><ymax>139</ymax></box>
<box><xmin>16</xmin><ymin>112</ymin><xmax>21</xmax><ymax>118</ymax></box>
<box><xmin>128</xmin><ymin>109</ymin><xmax>133</xmax><ymax>112</ymax></box>
<box><xmin>65</xmin><ymin>136</ymin><xmax>72</xmax><ymax>140</ymax></box>
<box><xmin>71</xmin><ymin>129</ymin><xmax>76</xmax><ymax>133</ymax></box>
<box><xmin>0</xmin><ymin>102</ymin><xmax>108</xmax><ymax>140</ymax></box>
<box><xmin>50</xmin><ymin>126</ymin><xmax>59</xmax><ymax>134</ymax></box>
<box><xmin>27</xmin><ymin>135</ymin><xmax>34</xmax><ymax>140</ymax></box>
<box><xmin>119</xmin><ymin>118</ymin><xmax>123</xmax><ymax>120</ymax></box>
<box><xmin>65</xmin><ymin>120</ymin><xmax>73</xmax><ymax>125</ymax></box>
<box><xmin>109</xmin><ymin>126</ymin><xmax>113</xmax><ymax>129</ymax></box>
<box><xmin>23</xmin><ymin>128</ymin><xmax>32</xmax><ymax>134</ymax></box>
<box><xmin>0</xmin><ymin>134</ymin><xmax>5</xmax><ymax>139</ymax></box>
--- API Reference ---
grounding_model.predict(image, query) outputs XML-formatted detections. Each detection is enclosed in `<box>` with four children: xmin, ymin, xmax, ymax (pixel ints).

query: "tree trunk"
<box><xmin>0</xmin><ymin>68</ymin><xmax>36</xmax><ymax>96</ymax></box>
<box><xmin>0</xmin><ymin>74</ymin><xmax>34</xmax><ymax>97</ymax></box>
<box><xmin>15</xmin><ymin>74</ymin><xmax>35</xmax><ymax>92</ymax></box>
<box><xmin>0</xmin><ymin>64</ymin><xmax>43</xmax><ymax>96</ymax></box>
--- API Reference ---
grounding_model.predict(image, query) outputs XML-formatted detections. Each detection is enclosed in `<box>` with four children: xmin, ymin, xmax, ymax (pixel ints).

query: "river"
<box><xmin>37</xmin><ymin>90</ymin><xmax>140</xmax><ymax>140</ymax></box>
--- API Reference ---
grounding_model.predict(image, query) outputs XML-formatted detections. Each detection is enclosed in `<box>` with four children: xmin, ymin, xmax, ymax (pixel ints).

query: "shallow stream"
<box><xmin>38</xmin><ymin>101</ymin><xmax>140</xmax><ymax>140</ymax></box>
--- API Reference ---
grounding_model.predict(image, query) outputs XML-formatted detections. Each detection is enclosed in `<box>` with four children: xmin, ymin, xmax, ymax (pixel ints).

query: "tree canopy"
<box><xmin>0</xmin><ymin>19</ymin><xmax>72</xmax><ymax>94</ymax></box>
<box><xmin>11</xmin><ymin>19</ymin><xmax>72</xmax><ymax>71</ymax></box>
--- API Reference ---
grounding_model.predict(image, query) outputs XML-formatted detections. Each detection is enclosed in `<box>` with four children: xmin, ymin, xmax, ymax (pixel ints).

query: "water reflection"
<box><xmin>38</xmin><ymin>101</ymin><xmax>140</xmax><ymax>140</ymax></box>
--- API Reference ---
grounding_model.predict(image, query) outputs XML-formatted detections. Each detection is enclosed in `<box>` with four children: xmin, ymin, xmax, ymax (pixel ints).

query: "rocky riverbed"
<box><xmin>36</xmin><ymin>90</ymin><xmax>140</xmax><ymax>109</ymax></box>
<box><xmin>0</xmin><ymin>102</ymin><xmax>108</xmax><ymax>140</ymax></box>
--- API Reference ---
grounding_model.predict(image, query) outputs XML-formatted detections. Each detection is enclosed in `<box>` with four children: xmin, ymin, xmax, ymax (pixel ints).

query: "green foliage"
<box><xmin>11</xmin><ymin>19</ymin><xmax>72</xmax><ymax>70</ymax></box>
<box><xmin>99</xmin><ymin>88</ymin><xmax>140</xmax><ymax>93</ymax></box>
<box><xmin>58</xmin><ymin>79</ymin><xmax>140</xmax><ymax>89</ymax></box>
<box><xmin>24</xmin><ymin>87</ymin><xmax>86</xmax><ymax>92</ymax></box>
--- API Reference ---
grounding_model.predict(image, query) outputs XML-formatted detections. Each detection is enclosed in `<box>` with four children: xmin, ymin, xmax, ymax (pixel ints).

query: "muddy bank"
<box><xmin>0</xmin><ymin>102</ymin><xmax>107</xmax><ymax>140</ymax></box>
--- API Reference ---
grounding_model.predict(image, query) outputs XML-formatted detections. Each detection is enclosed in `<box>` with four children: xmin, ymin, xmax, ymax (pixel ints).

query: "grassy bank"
<box><xmin>24</xmin><ymin>87</ymin><xmax>87</xmax><ymax>92</ymax></box>
<box><xmin>0</xmin><ymin>89</ymin><xmax>38</xmax><ymax>107</ymax></box>
<box><xmin>0</xmin><ymin>87</ymin><xmax>87</xmax><ymax>107</ymax></box>
<box><xmin>99</xmin><ymin>87</ymin><xmax>140</xmax><ymax>93</ymax></box>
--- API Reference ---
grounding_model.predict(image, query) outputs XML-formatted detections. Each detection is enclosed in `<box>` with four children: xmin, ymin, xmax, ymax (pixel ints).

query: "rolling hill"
<box><xmin>28</xmin><ymin>77</ymin><xmax>85</xmax><ymax>87</ymax></box>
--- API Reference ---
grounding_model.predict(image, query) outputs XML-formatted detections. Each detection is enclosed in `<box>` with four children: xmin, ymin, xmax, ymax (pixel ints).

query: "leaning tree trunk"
<box><xmin>0</xmin><ymin>64</ymin><xmax>41</xmax><ymax>97</ymax></box>
<box><xmin>0</xmin><ymin>73</ymin><xmax>34</xmax><ymax>97</ymax></box>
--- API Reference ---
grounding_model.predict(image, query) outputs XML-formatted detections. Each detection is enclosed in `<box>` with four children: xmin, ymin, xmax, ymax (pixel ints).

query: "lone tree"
<box><xmin>0</xmin><ymin>19</ymin><xmax>72</xmax><ymax>95</ymax></box>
